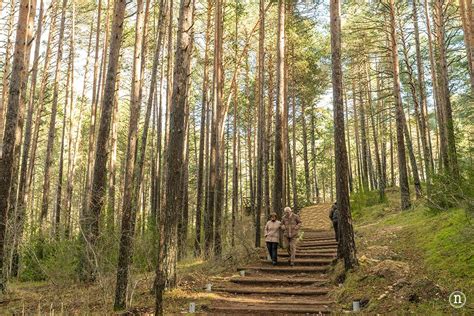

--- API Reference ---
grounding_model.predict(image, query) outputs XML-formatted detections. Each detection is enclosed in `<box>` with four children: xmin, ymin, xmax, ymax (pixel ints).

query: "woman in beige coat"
<box><xmin>264</xmin><ymin>213</ymin><xmax>281</xmax><ymax>265</ymax></box>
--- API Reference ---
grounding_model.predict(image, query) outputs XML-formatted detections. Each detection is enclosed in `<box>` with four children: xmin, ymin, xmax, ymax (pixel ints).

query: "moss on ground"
<box><xmin>334</xmin><ymin>190</ymin><xmax>474</xmax><ymax>313</ymax></box>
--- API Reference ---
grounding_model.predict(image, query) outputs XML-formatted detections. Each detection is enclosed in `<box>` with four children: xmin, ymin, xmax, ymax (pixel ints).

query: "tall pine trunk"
<box><xmin>155</xmin><ymin>0</ymin><xmax>195</xmax><ymax>313</ymax></box>
<box><xmin>255</xmin><ymin>0</ymin><xmax>265</xmax><ymax>248</ymax></box>
<box><xmin>195</xmin><ymin>0</ymin><xmax>211</xmax><ymax>255</ymax></box>
<box><xmin>274</xmin><ymin>0</ymin><xmax>286</xmax><ymax>218</ymax></box>
<box><xmin>81</xmin><ymin>0</ymin><xmax>127</xmax><ymax>282</ymax></box>
<box><xmin>114</xmin><ymin>0</ymin><xmax>148</xmax><ymax>308</ymax></box>
<box><xmin>0</xmin><ymin>0</ymin><xmax>36</xmax><ymax>291</ymax></box>
<box><xmin>330</xmin><ymin>0</ymin><xmax>357</xmax><ymax>270</ymax></box>
<box><xmin>389</xmin><ymin>0</ymin><xmax>411</xmax><ymax>210</ymax></box>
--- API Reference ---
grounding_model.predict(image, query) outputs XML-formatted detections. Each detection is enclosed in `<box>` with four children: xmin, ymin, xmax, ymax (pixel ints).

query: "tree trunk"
<box><xmin>301</xmin><ymin>101</ymin><xmax>311</xmax><ymax>203</ymax></box>
<box><xmin>330</xmin><ymin>0</ymin><xmax>357</xmax><ymax>270</ymax></box>
<box><xmin>83</xmin><ymin>0</ymin><xmax>103</xmax><ymax>217</ymax></box>
<box><xmin>399</xmin><ymin>21</ymin><xmax>424</xmax><ymax>198</ymax></box>
<box><xmin>81</xmin><ymin>0</ymin><xmax>127</xmax><ymax>282</ymax></box>
<box><xmin>0</xmin><ymin>0</ymin><xmax>36</xmax><ymax>291</ymax></box>
<box><xmin>154</xmin><ymin>0</ymin><xmax>195</xmax><ymax>313</ymax></box>
<box><xmin>54</xmin><ymin>15</ymin><xmax>75</xmax><ymax>237</ymax></box>
<box><xmin>459</xmin><ymin>0</ymin><xmax>474</xmax><ymax>91</ymax></box>
<box><xmin>11</xmin><ymin>0</ymin><xmax>45</xmax><ymax>277</ymax></box>
<box><xmin>0</xmin><ymin>0</ymin><xmax>16</xmax><ymax>153</ymax></box>
<box><xmin>358</xmin><ymin>72</ymin><xmax>369</xmax><ymax>191</ymax></box>
<box><xmin>255</xmin><ymin>0</ymin><xmax>265</xmax><ymax>248</ymax></box>
<box><xmin>423</xmin><ymin>0</ymin><xmax>441</xmax><ymax>172</ymax></box>
<box><xmin>40</xmin><ymin>0</ymin><xmax>68</xmax><ymax>231</ymax></box>
<box><xmin>210</xmin><ymin>0</ymin><xmax>225</xmax><ymax>258</ymax></box>
<box><xmin>195</xmin><ymin>0</ymin><xmax>211</xmax><ymax>255</ymax></box>
<box><xmin>114</xmin><ymin>0</ymin><xmax>148</xmax><ymax>309</ymax></box>
<box><xmin>274</xmin><ymin>0</ymin><xmax>286</xmax><ymax>219</ymax></box>
<box><xmin>344</xmin><ymin>90</ymin><xmax>354</xmax><ymax>193</ymax></box>
<box><xmin>366</xmin><ymin>64</ymin><xmax>384</xmax><ymax>200</ymax></box>
<box><xmin>352</xmin><ymin>79</ymin><xmax>362</xmax><ymax>192</ymax></box>
<box><xmin>412</xmin><ymin>0</ymin><xmax>433</xmax><ymax>188</ymax></box>
<box><xmin>264</xmin><ymin>52</ymin><xmax>274</xmax><ymax>214</ymax></box>
<box><xmin>310</xmin><ymin>105</ymin><xmax>320</xmax><ymax>203</ymax></box>
<box><xmin>389</xmin><ymin>0</ymin><xmax>411</xmax><ymax>210</ymax></box>
<box><xmin>433</xmin><ymin>0</ymin><xmax>459</xmax><ymax>177</ymax></box>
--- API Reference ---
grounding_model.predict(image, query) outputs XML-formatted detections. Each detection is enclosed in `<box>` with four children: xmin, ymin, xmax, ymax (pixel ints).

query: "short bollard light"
<box><xmin>206</xmin><ymin>283</ymin><xmax>212</xmax><ymax>292</ymax></box>
<box><xmin>239</xmin><ymin>270</ymin><xmax>246</xmax><ymax>276</ymax></box>
<box><xmin>352</xmin><ymin>300</ymin><xmax>360</xmax><ymax>312</ymax></box>
<box><xmin>189</xmin><ymin>302</ymin><xmax>196</xmax><ymax>313</ymax></box>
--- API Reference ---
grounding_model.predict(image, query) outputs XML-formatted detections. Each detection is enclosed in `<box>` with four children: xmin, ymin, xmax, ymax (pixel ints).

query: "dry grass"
<box><xmin>0</xmin><ymin>221</ymin><xmax>259</xmax><ymax>315</ymax></box>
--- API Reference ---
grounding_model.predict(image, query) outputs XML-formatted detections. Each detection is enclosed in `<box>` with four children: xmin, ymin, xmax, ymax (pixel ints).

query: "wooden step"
<box><xmin>297</xmin><ymin>245</ymin><xmax>337</xmax><ymax>250</ymax></box>
<box><xmin>230</xmin><ymin>276</ymin><xmax>328</xmax><ymax>285</ymax></box>
<box><xmin>299</xmin><ymin>241</ymin><xmax>338</xmax><ymax>247</ymax></box>
<box><xmin>213</xmin><ymin>286</ymin><xmax>330</xmax><ymax>295</ymax></box>
<box><xmin>302</xmin><ymin>237</ymin><xmax>336</xmax><ymax>242</ymax></box>
<box><xmin>260</xmin><ymin>248</ymin><xmax>337</xmax><ymax>254</ymax></box>
<box><xmin>207</xmin><ymin>303</ymin><xmax>331</xmax><ymax>314</ymax></box>
<box><xmin>260</xmin><ymin>252</ymin><xmax>337</xmax><ymax>261</ymax></box>
<box><xmin>207</xmin><ymin>296</ymin><xmax>334</xmax><ymax>306</ymax></box>
<box><xmin>259</xmin><ymin>258</ymin><xmax>334</xmax><ymax>266</ymax></box>
<box><xmin>238</xmin><ymin>265</ymin><xmax>329</xmax><ymax>273</ymax></box>
<box><xmin>281</xmin><ymin>251</ymin><xmax>336</xmax><ymax>257</ymax></box>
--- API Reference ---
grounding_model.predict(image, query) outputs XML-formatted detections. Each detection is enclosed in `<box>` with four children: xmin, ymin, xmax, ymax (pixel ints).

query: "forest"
<box><xmin>0</xmin><ymin>0</ymin><xmax>472</xmax><ymax>314</ymax></box>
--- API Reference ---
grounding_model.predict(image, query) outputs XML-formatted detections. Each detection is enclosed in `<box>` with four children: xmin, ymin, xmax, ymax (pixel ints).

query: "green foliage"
<box><xmin>132</xmin><ymin>229</ymin><xmax>158</xmax><ymax>273</ymax></box>
<box><xmin>428</xmin><ymin>169</ymin><xmax>474</xmax><ymax>217</ymax></box>
<box><xmin>351</xmin><ymin>190</ymin><xmax>386</xmax><ymax>220</ymax></box>
<box><xmin>19</xmin><ymin>238</ymin><xmax>81</xmax><ymax>282</ymax></box>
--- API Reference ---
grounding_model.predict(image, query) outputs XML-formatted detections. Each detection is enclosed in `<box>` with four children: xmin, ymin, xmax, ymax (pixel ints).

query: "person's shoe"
<box><xmin>290</xmin><ymin>262</ymin><xmax>295</xmax><ymax>266</ymax></box>
<box><xmin>272</xmin><ymin>261</ymin><xmax>277</xmax><ymax>266</ymax></box>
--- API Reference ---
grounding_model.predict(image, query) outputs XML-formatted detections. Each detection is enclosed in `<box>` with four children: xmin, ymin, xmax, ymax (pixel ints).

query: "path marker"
<box><xmin>352</xmin><ymin>300</ymin><xmax>360</xmax><ymax>312</ymax></box>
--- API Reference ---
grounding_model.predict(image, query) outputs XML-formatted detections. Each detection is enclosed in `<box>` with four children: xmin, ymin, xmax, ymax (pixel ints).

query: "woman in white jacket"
<box><xmin>264</xmin><ymin>212</ymin><xmax>281</xmax><ymax>265</ymax></box>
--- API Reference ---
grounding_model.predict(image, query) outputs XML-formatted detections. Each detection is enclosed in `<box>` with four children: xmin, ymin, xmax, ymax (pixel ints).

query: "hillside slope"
<box><xmin>334</xmin><ymin>190</ymin><xmax>474</xmax><ymax>313</ymax></box>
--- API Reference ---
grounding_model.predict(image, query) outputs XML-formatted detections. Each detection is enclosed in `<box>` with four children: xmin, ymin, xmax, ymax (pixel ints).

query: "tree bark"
<box><xmin>195</xmin><ymin>0</ymin><xmax>211</xmax><ymax>255</ymax></box>
<box><xmin>114</xmin><ymin>0</ymin><xmax>148</xmax><ymax>309</ymax></box>
<box><xmin>81</xmin><ymin>0</ymin><xmax>127</xmax><ymax>282</ymax></box>
<box><xmin>301</xmin><ymin>101</ymin><xmax>311</xmax><ymax>203</ymax></box>
<box><xmin>274</xmin><ymin>0</ymin><xmax>286</xmax><ymax>219</ymax></box>
<box><xmin>40</xmin><ymin>0</ymin><xmax>68</xmax><ymax>231</ymax></box>
<box><xmin>330</xmin><ymin>0</ymin><xmax>357</xmax><ymax>270</ymax></box>
<box><xmin>0</xmin><ymin>0</ymin><xmax>16</xmax><ymax>153</ymax></box>
<box><xmin>11</xmin><ymin>0</ymin><xmax>45</xmax><ymax>276</ymax></box>
<box><xmin>155</xmin><ymin>0</ymin><xmax>195</xmax><ymax>313</ymax></box>
<box><xmin>0</xmin><ymin>0</ymin><xmax>36</xmax><ymax>291</ymax></box>
<box><xmin>389</xmin><ymin>0</ymin><xmax>411</xmax><ymax>210</ymax></box>
<box><xmin>433</xmin><ymin>0</ymin><xmax>459</xmax><ymax>177</ymax></box>
<box><xmin>255</xmin><ymin>0</ymin><xmax>265</xmax><ymax>248</ymax></box>
<box><xmin>459</xmin><ymin>0</ymin><xmax>474</xmax><ymax>91</ymax></box>
<box><xmin>412</xmin><ymin>0</ymin><xmax>433</xmax><ymax>188</ymax></box>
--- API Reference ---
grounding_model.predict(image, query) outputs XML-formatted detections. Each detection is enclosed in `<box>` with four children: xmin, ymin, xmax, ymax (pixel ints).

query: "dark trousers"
<box><xmin>333</xmin><ymin>221</ymin><xmax>338</xmax><ymax>242</ymax></box>
<box><xmin>266</xmin><ymin>242</ymin><xmax>278</xmax><ymax>263</ymax></box>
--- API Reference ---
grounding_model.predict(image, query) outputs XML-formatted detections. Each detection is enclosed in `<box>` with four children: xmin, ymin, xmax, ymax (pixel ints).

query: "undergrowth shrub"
<box><xmin>428</xmin><ymin>169</ymin><xmax>474</xmax><ymax>217</ymax></box>
<box><xmin>20</xmin><ymin>237</ymin><xmax>81</xmax><ymax>282</ymax></box>
<box><xmin>351</xmin><ymin>190</ymin><xmax>385</xmax><ymax>217</ymax></box>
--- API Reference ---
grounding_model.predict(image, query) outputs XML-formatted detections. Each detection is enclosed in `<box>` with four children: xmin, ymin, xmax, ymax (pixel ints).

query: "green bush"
<box><xmin>351</xmin><ymin>190</ymin><xmax>384</xmax><ymax>211</ymax></box>
<box><xmin>19</xmin><ymin>237</ymin><xmax>81</xmax><ymax>282</ymax></box>
<box><xmin>428</xmin><ymin>170</ymin><xmax>474</xmax><ymax>217</ymax></box>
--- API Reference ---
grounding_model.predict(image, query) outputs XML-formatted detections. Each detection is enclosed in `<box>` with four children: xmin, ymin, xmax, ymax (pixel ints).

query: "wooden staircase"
<box><xmin>205</xmin><ymin>228</ymin><xmax>337</xmax><ymax>314</ymax></box>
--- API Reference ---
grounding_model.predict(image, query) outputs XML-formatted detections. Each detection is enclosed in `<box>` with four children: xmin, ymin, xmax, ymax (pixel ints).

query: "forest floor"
<box><xmin>333</xmin><ymin>188</ymin><xmax>474</xmax><ymax>313</ymax></box>
<box><xmin>1</xmin><ymin>191</ymin><xmax>473</xmax><ymax>314</ymax></box>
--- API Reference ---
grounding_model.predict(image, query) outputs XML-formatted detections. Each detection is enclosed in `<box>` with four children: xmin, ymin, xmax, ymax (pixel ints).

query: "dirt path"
<box><xmin>204</xmin><ymin>204</ymin><xmax>336</xmax><ymax>314</ymax></box>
